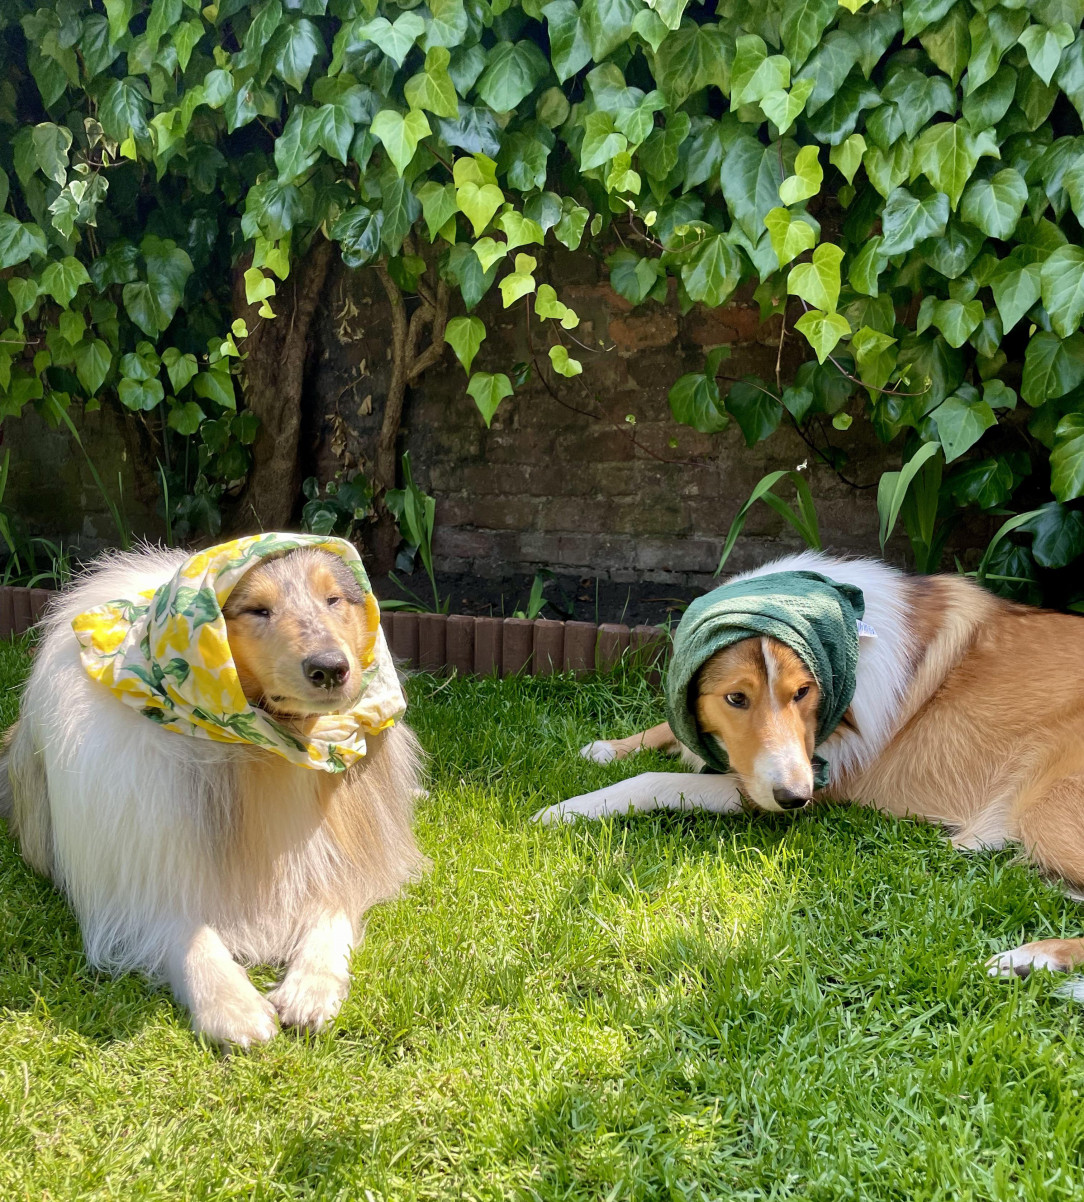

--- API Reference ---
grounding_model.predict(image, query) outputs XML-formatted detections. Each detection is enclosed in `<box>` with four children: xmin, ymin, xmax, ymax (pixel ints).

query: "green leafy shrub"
<box><xmin>0</xmin><ymin>0</ymin><xmax>1083</xmax><ymax>600</ymax></box>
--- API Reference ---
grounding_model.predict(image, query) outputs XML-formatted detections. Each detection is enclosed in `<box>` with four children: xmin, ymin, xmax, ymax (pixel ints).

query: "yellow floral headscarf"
<box><xmin>72</xmin><ymin>533</ymin><xmax>406</xmax><ymax>773</ymax></box>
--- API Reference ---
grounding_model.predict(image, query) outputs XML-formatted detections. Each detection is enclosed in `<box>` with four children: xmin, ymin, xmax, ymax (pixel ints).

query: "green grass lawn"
<box><xmin>3</xmin><ymin>637</ymin><xmax>1084</xmax><ymax>1199</ymax></box>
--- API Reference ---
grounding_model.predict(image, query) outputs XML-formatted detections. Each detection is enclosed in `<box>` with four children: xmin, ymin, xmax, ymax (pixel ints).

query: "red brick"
<box><xmin>608</xmin><ymin>311</ymin><xmax>678</xmax><ymax>352</ymax></box>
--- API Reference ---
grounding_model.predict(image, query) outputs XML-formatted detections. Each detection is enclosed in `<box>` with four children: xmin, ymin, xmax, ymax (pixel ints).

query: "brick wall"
<box><xmin>309</xmin><ymin>250</ymin><xmax>899</xmax><ymax>587</ymax></box>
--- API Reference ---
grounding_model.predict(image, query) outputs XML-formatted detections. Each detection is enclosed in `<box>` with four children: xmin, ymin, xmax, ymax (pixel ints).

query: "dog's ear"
<box><xmin>837</xmin><ymin>707</ymin><xmax>860</xmax><ymax>736</ymax></box>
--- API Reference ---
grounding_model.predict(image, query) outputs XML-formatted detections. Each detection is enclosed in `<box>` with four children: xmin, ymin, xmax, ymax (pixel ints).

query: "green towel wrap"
<box><xmin>664</xmin><ymin>570</ymin><xmax>866</xmax><ymax>790</ymax></box>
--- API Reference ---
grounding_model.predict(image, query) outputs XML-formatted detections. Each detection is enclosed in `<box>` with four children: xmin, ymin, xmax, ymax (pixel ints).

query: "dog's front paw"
<box><xmin>580</xmin><ymin>740</ymin><xmax>616</xmax><ymax>764</ymax></box>
<box><xmin>987</xmin><ymin>939</ymin><xmax>1078</xmax><ymax>978</ymax></box>
<box><xmin>269</xmin><ymin>969</ymin><xmax>349</xmax><ymax>1032</ymax></box>
<box><xmin>191</xmin><ymin>984</ymin><xmax>280</xmax><ymax>1048</ymax></box>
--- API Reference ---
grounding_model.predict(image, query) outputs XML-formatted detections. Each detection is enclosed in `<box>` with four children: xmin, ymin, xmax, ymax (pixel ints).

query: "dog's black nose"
<box><xmin>773</xmin><ymin>787</ymin><xmax>810</xmax><ymax>810</ymax></box>
<box><xmin>303</xmin><ymin>651</ymin><xmax>350</xmax><ymax>688</ymax></box>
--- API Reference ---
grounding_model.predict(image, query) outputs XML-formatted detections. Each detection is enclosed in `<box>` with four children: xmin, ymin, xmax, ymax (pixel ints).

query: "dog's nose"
<box><xmin>303</xmin><ymin>651</ymin><xmax>350</xmax><ymax>688</ymax></box>
<box><xmin>772</xmin><ymin>786</ymin><xmax>810</xmax><ymax>811</ymax></box>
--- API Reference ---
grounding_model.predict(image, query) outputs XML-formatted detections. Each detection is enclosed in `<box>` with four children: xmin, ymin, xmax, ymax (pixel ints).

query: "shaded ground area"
<box><xmin>373</xmin><ymin>568</ymin><xmax>703</xmax><ymax>625</ymax></box>
<box><xmin>2</xmin><ymin>639</ymin><xmax>1084</xmax><ymax>1199</ymax></box>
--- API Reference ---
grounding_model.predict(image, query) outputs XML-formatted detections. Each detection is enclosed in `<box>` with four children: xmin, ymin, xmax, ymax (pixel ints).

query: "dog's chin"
<box><xmin>260</xmin><ymin>683</ymin><xmax>361</xmax><ymax>718</ymax></box>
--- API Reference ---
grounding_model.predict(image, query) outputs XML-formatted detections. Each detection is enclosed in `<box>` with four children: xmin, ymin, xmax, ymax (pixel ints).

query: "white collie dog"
<box><xmin>2</xmin><ymin>536</ymin><xmax>424</xmax><ymax>1046</ymax></box>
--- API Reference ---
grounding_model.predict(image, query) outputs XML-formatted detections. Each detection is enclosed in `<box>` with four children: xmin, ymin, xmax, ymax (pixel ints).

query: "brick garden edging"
<box><xmin>0</xmin><ymin>586</ymin><xmax>671</xmax><ymax>678</ymax></box>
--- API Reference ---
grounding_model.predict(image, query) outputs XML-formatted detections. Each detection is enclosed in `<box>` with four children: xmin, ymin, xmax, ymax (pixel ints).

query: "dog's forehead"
<box><xmin>229</xmin><ymin>549</ymin><xmax>362</xmax><ymax>604</ymax></box>
<box><xmin>698</xmin><ymin>637</ymin><xmax>811</xmax><ymax>690</ymax></box>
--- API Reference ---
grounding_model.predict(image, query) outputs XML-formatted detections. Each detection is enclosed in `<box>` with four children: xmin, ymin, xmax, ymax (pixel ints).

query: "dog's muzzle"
<box><xmin>772</xmin><ymin>787</ymin><xmax>811</xmax><ymax>811</ymax></box>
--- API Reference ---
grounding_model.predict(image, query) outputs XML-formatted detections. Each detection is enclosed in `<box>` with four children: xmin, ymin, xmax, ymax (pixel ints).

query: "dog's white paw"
<box><xmin>191</xmin><ymin>984</ymin><xmax>280</xmax><ymax>1048</ymax></box>
<box><xmin>580</xmin><ymin>740</ymin><xmax>616</xmax><ymax>764</ymax></box>
<box><xmin>986</xmin><ymin>944</ymin><xmax>1066</xmax><ymax>978</ymax></box>
<box><xmin>269</xmin><ymin>969</ymin><xmax>349</xmax><ymax>1032</ymax></box>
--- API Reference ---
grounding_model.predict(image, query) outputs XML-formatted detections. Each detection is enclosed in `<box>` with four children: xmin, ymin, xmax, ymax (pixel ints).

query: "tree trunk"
<box><xmin>229</xmin><ymin>237</ymin><xmax>334</xmax><ymax>532</ymax></box>
<box><xmin>367</xmin><ymin>259</ymin><xmax>450</xmax><ymax>574</ymax></box>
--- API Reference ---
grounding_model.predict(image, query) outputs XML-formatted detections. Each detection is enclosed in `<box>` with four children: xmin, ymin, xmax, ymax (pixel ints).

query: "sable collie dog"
<box><xmin>535</xmin><ymin>551</ymin><xmax>1084</xmax><ymax>987</ymax></box>
<box><xmin>1</xmin><ymin>545</ymin><xmax>424</xmax><ymax>1046</ymax></box>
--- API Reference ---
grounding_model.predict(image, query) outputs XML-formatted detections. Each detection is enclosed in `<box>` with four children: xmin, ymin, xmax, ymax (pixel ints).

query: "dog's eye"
<box><xmin>794</xmin><ymin>685</ymin><xmax>810</xmax><ymax>701</ymax></box>
<box><xmin>246</xmin><ymin>607</ymin><xmax>270</xmax><ymax>619</ymax></box>
<box><xmin>327</xmin><ymin>595</ymin><xmax>341</xmax><ymax>608</ymax></box>
<box><xmin>725</xmin><ymin>692</ymin><xmax>748</xmax><ymax>709</ymax></box>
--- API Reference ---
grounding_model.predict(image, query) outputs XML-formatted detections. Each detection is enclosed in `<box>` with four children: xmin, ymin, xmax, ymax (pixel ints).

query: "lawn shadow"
<box><xmin>0</xmin><ymin>833</ymin><xmax>179</xmax><ymax>1044</ymax></box>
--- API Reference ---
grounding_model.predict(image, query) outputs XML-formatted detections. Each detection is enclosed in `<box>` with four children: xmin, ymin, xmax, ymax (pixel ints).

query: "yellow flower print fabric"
<box><xmin>72</xmin><ymin>533</ymin><xmax>406</xmax><ymax>773</ymax></box>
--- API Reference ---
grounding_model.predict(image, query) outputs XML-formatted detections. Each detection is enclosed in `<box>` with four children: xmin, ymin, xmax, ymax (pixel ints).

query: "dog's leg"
<box><xmin>533</xmin><ymin>771</ymin><xmax>743</xmax><ymax>824</ymax></box>
<box><xmin>987</xmin><ymin>778</ymin><xmax>1084</xmax><ymax>982</ymax></box>
<box><xmin>166</xmin><ymin>924</ymin><xmax>279</xmax><ymax>1048</ymax></box>
<box><xmin>268</xmin><ymin>909</ymin><xmax>354</xmax><ymax>1033</ymax></box>
<box><xmin>580</xmin><ymin>721</ymin><xmax>684</xmax><ymax>765</ymax></box>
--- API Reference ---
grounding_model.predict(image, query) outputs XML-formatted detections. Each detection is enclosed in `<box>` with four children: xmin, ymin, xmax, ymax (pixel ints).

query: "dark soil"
<box><xmin>371</xmin><ymin>569</ymin><xmax>704</xmax><ymax>627</ymax></box>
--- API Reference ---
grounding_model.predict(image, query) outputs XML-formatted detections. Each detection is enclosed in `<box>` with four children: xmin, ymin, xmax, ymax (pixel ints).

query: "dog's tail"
<box><xmin>1</xmin><ymin>720</ymin><xmax>54</xmax><ymax>879</ymax></box>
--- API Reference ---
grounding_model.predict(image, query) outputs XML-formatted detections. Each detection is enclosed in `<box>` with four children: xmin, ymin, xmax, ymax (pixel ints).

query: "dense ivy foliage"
<box><xmin>1</xmin><ymin>0</ymin><xmax>1084</xmax><ymax>596</ymax></box>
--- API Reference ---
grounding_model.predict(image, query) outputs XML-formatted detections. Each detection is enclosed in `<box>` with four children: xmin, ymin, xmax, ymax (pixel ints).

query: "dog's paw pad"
<box><xmin>269</xmin><ymin>971</ymin><xmax>348</xmax><ymax>1033</ymax></box>
<box><xmin>986</xmin><ymin>945</ymin><xmax>1065</xmax><ymax>978</ymax></box>
<box><xmin>580</xmin><ymin>741</ymin><xmax>616</xmax><ymax>764</ymax></box>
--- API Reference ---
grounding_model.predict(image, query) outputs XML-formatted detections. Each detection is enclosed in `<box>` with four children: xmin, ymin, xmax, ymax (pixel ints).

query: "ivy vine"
<box><xmin>1</xmin><ymin>0</ymin><xmax>1084</xmax><ymax>598</ymax></box>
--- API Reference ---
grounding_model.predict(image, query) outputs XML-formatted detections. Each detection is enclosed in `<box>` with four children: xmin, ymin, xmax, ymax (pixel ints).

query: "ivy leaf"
<box><xmin>725</xmin><ymin>378</ymin><xmax>784</xmax><ymax>447</ymax></box>
<box><xmin>312</xmin><ymin>104</ymin><xmax>356</xmax><ymax>165</ymax></box>
<box><xmin>917</xmin><ymin>297</ymin><xmax>985</xmax><ymax>350</ymax></box>
<box><xmin>498</xmin><ymin>211</ymin><xmax>544</xmax><ymax>250</ymax></box>
<box><xmin>912</xmin><ymin>120</ymin><xmax>999</xmax><ymax>209</ymax></box>
<box><xmin>167</xmin><ymin>400</ymin><xmax>205</xmax><ymax>436</ymax></box>
<box><xmin>543</xmin><ymin>0</ymin><xmax>592</xmax><ymax>83</ymax></box>
<box><xmin>456</xmin><ymin>180</ymin><xmax>504</xmax><ymax>238</ymax></box>
<box><xmin>330</xmin><ymin>205</ymin><xmax>384</xmax><ymax>267</ymax></box>
<box><xmin>32</xmin><ymin>123</ymin><xmax>72</xmax><ymax>188</ymax></box>
<box><xmin>958</xmin><ymin>168</ymin><xmax>1027</xmax><ymax>240</ymax></box>
<box><xmin>445</xmin><ymin>316</ymin><xmax>486</xmax><ymax>374</ymax></box>
<box><xmin>780</xmin><ymin>0</ymin><xmax>838</xmax><ymax>71</ymax></box>
<box><xmin>668</xmin><ymin>372</ymin><xmax>728</xmax><ymax>433</ymax></box>
<box><xmin>467</xmin><ymin>371</ymin><xmax>513</xmax><ymax>426</ymax></box>
<box><xmin>274</xmin><ymin>18</ymin><xmax>321</xmax><ymax>91</ymax></box>
<box><xmin>549</xmin><ymin>345</ymin><xmax>583</xmax><ymax>377</ymax></box>
<box><xmin>162</xmin><ymin>346</ymin><xmax>198</xmax><ymax>393</ymax></box>
<box><xmin>475</xmin><ymin>42</ymin><xmax>550</xmax><ymax>112</ymax></box>
<box><xmin>965</xmin><ymin>8</ymin><xmax>1028</xmax><ymax>95</ymax></box>
<box><xmin>1051</xmin><ymin>413</ymin><xmax>1084</xmax><ymax>502</ymax></box>
<box><xmin>607</xmin><ymin>249</ymin><xmax>661</xmax><ymax>305</ymax></box>
<box><xmin>40</xmin><ymin>256</ymin><xmax>91</xmax><ymax>308</ymax></box>
<box><xmin>721</xmin><ymin>137</ymin><xmax>797</xmax><ymax>243</ymax></box>
<box><xmin>794</xmin><ymin>308</ymin><xmax>851</xmax><ymax>363</ymax></box>
<box><xmin>554</xmin><ymin>200</ymin><xmax>589</xmax><ymax>250</ymax></box>
<box><xmin>498</xmin><ymin>253</ymin><xmax>537</xmax><ymax>307</ymax></box>
<box><xmin>422</xmin><ymin>0</ymin><xmax>468</xmax><ymax>51</ymax></box>
<box><xmin>680</xmin><ymin>235</ymin><xmax>741</xmax><ymax>308</ymax></box>
<box><xmin>99</xmin><ymin>77</ymin><xmax>150</xmax><ymax>143</ymax></box>
<box><xmin>472</xmin><ymin>237</ymin><xmax>507</xmax><ymax>272</ymax></box>
<box><xmin>442</xmin><ymin>242</ymin><xmax>498</xmax><ymax>311</ymax></box>
<box><xmin>579</xmin><ymin>112</ymin><xmax>627</xmax><ymax>172</ymax></box>
<box><xmin>535</xmin><ymin>284</ymin><xmax>579</xmax><ymax>329</ymax></box>
<box><xmin>1040</xmin><ymin>245</ymin><xmax>1084</xmax><ymax>340</ymax></box>
<box><xmin>794</xmin><ymin>30</ymin><xmax>860</xmax><ymax>117</ymax></box>
<box><xmin>358</xmin><ymin>13</ymin><xmax>425</xmax><ymax>68</ymax></box>
<box><xmin>371</xmin><ymin>109</ymin><xmax>430</xmax><ymax>177</ymax></box>
<box><xmin>930</xmin><ymin>392</ymin><xmax>996</xmax><ymax>462</ymax></box>
<box><xmin>651</xmin><ymin>24</ymin><xmax>729</xmax><ymax>108</ymax></box>
<box><xmin>274</xmin><ymin>107</ymin><xmax>320</xmax><ymax>182</ymax></box>
<box><xmin>879</xmin><ymin>186</ymin><xmax>949</xmax><ymax>257</ymax></box>
<box><xmin>787</xmin><ymin>243</ymin><xmax>843</xmax><ymax>312</ymax></box>
<box><xmin>778</xmin><ymin>144</ymin><xmax>822</xmax><ymax>206</ymax></box>
<box><xmin>1021</xmin><ymin>331</ymin><xmax>1084</xmax><ymax>406</ymax></box>
<box><xmin>193</xmin><ymin>366</ymin><xmax>235</xmax><ymax>409</ymax></box>
<box><xmin>404</xmin><ymin>48</ymin><xmax>460</xmax><ymax>120</ymax></box>
<box><xmin>991</xmin><ymin>258</ymin><xmax>1041</xmax><ymax>334</ymax></box>
<box><xmin>0</xmin><ymin>215</ymin><xmax>47</xmax><ymax>270</ymax></box>
<box><xmin>118</xmin><ymin>375</ymin><xmax>165</xmax><ymax>411</ymax></box>
<box><xmin>418</xmin><ymin>181</ymin><xmax>458</xmax><ymax>242</ymax></box>
<box><xmin>122</xmin><ymin>236</ymin><xmax>193</xmax><ymax>337</ymax></box>
<box><xmin>764</xmin><ymin>208</ymin><xmax>816</xmax><ymax>268</ymax></box>
<box><xmin>829</xmin><ymin>133</ymin><xmax>865</xmax><ymax>185</ymax></box>
<box><xmin>1019</xmin><ymin>22</ymin><xmax>1075</xmax><ymax>87</ymax></box>
<box><xmin>1018</xmin><ymin>502</ymin><xmax>1084</xmax><ymax>568</ymax></box>
<box><xmin>583</xmin><ymin>0</ymin><xmax>641</xmax><ymax>61</ymax></box>
<box><xmin>73</xmin><ymin>339</ymin><xmax>112</xmax><ymax>395</ymax></box>
<box><xmin>919</xmin><ymin>4</ymin><xmax>970</xmax><ymax>85</ymax></box>
<box><xmin>731</xmin><ymin>35</ymin><xmax>790</xmax><ymax>108</ymax></box>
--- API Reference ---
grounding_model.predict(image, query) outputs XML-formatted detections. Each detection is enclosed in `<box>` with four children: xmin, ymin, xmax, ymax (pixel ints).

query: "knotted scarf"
<box><xmin>664</xmin><ymin>570</ymin><xmax>866</xmax><ymax>789</ymax></box>
<box><xmin>72</xmin><ymin>533</ymin><xmax>405</xmax><ymax>772</ymax></box>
